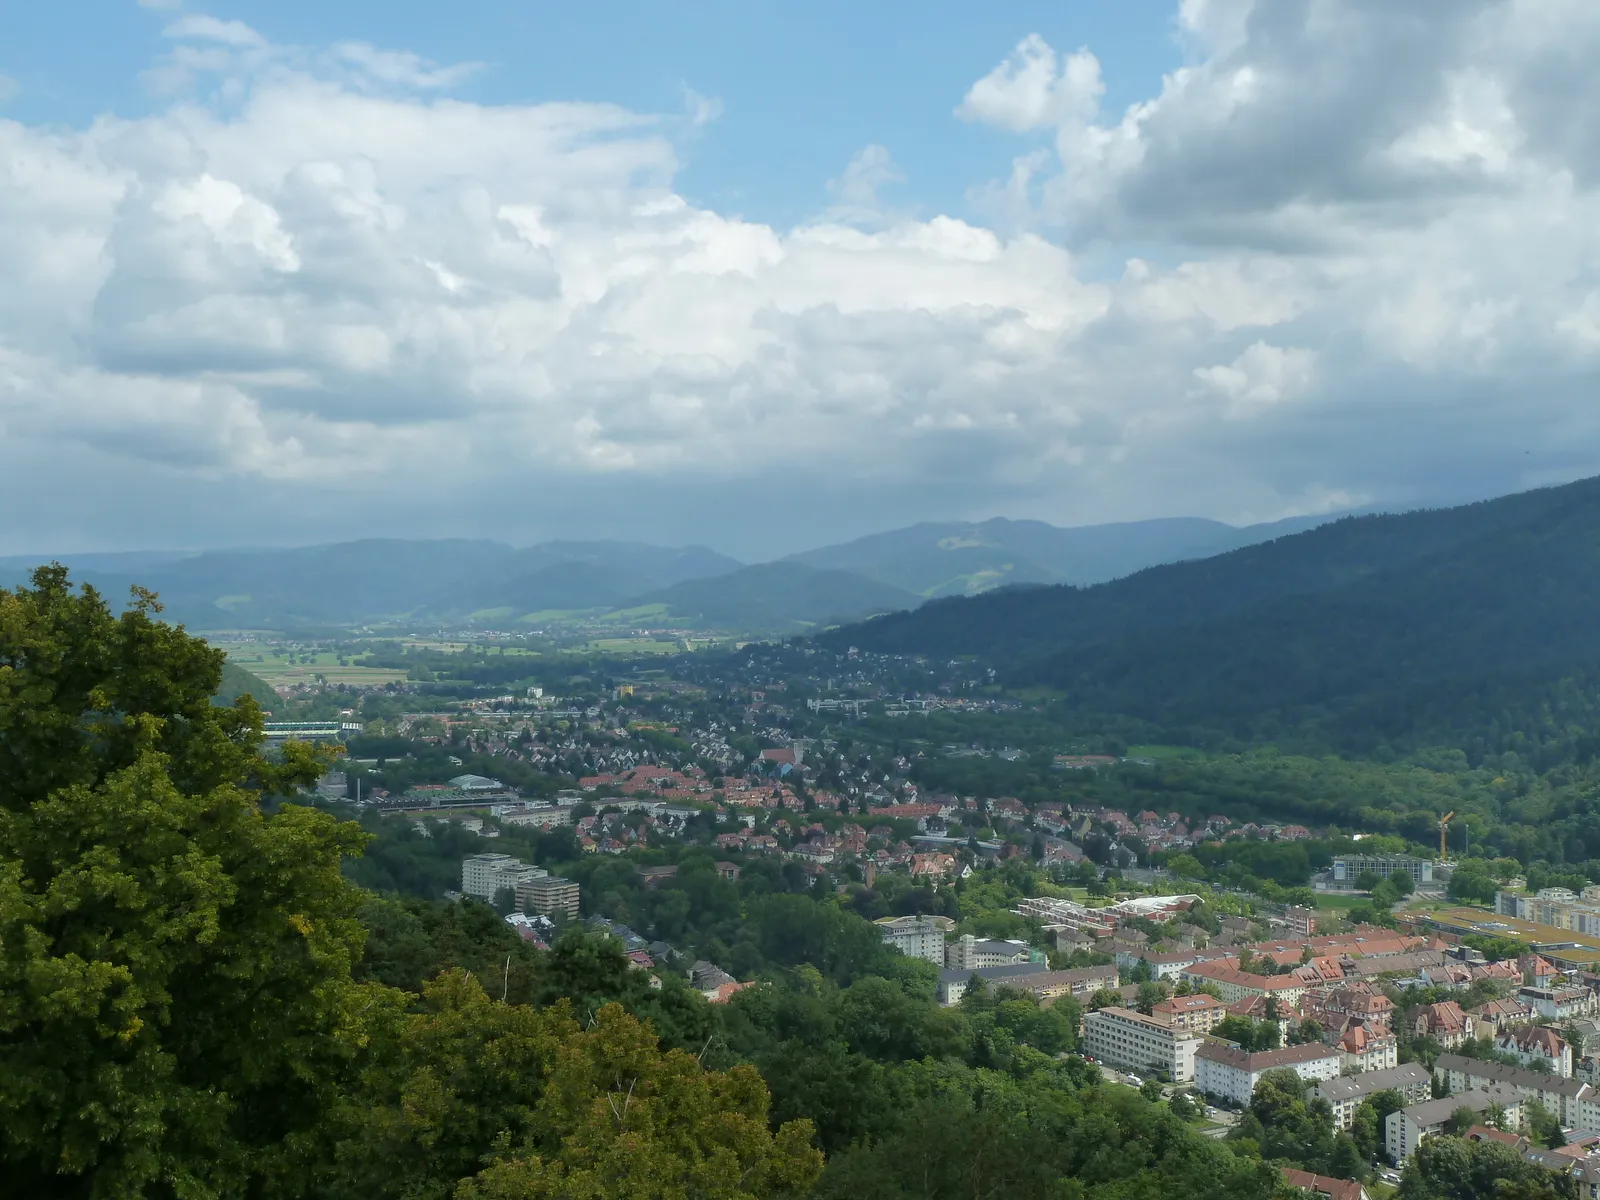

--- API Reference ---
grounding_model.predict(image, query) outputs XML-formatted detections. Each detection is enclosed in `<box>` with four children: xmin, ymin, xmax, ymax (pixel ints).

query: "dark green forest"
<box><xmin>825</xmin><ymin>475</ymin><xmax>1600</xmax><ymax>757</ymax></box>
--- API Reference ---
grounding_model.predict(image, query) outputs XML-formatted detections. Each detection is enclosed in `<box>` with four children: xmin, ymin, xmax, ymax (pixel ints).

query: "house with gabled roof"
<box><xmin>1413</xmin><ymin>1000</ymin><xmax>1475</xmax><ymax>1048</ymax></box>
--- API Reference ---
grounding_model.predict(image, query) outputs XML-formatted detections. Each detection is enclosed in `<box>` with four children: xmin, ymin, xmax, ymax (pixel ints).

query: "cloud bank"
<box><xmin>4</xmin><ymin>2</ymin><xmax>1600</xmax><ymax>555</ymax></box>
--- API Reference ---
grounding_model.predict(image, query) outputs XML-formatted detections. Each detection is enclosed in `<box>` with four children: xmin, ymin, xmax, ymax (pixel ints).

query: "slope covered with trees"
<box><xmin>825</xmin><ymin>476</ymin><xmax>1600</xmax><ymax>753</ymax></box>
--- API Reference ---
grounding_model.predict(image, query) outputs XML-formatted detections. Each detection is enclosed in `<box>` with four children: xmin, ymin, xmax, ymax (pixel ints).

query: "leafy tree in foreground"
<box><xmin>327</xmin><ymin>971</ymin><xmax>821</xmax><ymax>1200</ymax></box>
<box><xmin>0</xmin><ymin>567</ymin><xmax>384</xmax><ymax>1197</ymax></box>
<box><xmin>1399</xmin><ymin>1135</ymin><xmax>1574</xmax><ymax>1200</ymax></box>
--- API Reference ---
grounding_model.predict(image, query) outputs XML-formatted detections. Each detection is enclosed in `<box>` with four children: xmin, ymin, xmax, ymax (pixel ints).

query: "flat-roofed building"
<box><xmin>462</xmin><ymin>853</ymin><xmax>546</xmax><ymax>901</ymax></box>
<box><xmin>946</xmin><ymin>935</ymin><xmax>1036</xmax><ymax>971</ymax></box>
<box><xmin>517</xmin><ymin>875</ymin><xmax>580</xmax><ymax>921</ymax></box>
<box><xmin>876</xmin><ymin>914</ymin><xmax>954</xmax><ymax>965</ymax></box>
<box><xmin>1195</xmin><ymin>1041</ymin><xmax>1343</xmax><ymax>1106</ymax></box>
<box><xmin>1333</xmin><ymin>855</ymin><xmax>1434</xmax><ymax>886</ymax></box>
<box><xmin>1312</xmin><ymin>1063</ymin><xmax>1433</xmax><ymax>1130</ymax></box>
<box><xmin>1083</xmin><ymin>1006</ymin><xmax>1202</xmax><ymax>1083</ymax></box>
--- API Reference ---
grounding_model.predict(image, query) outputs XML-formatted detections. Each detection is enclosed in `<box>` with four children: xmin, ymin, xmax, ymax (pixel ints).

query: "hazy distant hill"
<box><xmin>824</xmin><ymin>476</ymin><xmax>1600</xmax><ymax>747</ymax></box>
<box><xmin>637</xmin><ymin>562</ymin><xmax>920</xmax><ymax>632</ymax></box>
<box><xmin>0</xmin><ymin>539</ymin><xmax>743</xmax><ymax>628</ymax></box>
<box><xmin>786</xmin><ymin>512</ymin><xmax>1347</xmax><ymax>597</ymax></box>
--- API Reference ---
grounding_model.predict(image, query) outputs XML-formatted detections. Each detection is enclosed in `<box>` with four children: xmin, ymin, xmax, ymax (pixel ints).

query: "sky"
<box><xmin>2</xmin><ymin>0</ymin><xmax>1599</xmax><ymax>560</ymax></box>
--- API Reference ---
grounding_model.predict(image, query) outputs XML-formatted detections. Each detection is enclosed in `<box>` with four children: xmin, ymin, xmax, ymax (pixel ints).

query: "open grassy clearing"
<box><xmin>1313</xmin><ymin>892</ymin><xmax>1372</xmax><ymax>911</ymax></box>
<box><xmin>585</xmin><ymin>638</ymin><xmax>684</xmax><ymax>655</ymax></box>
<box><xmin>1126</xmin><ymin>744</ymin><xmax>1206</xmax><ymax>760</ymax></box>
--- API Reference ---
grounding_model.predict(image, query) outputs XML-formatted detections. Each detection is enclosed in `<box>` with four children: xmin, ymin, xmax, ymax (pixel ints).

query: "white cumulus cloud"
<box><xmin>5</xmin><ymin>2</ymin><xmax>1600</xmax><ymax>554</ymax></box>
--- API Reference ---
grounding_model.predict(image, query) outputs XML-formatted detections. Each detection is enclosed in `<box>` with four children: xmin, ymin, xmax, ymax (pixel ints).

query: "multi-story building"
<box><xmin>1194</xmin><ymin>1041</ymin><xmax>1343</xmax><ymax>1106</ymax></box>
<box><xmin>996</xmin><ymin>965</ymin><xmax>1119</xmax><ymax>1005</ymax></box>
<box><xmin>1435</xmin><ymin>1053</ymin><xmax>1600</xmax><ymax>1129</ymax></box>
<box><xmin>1312</xmin><ymin>1063</ymin><xmax>1432</xmax><ymax>1130</ymax></box>
<box><xmin>1413</xmin><ymin>1000</ymin><xmax>1475</xmax><ymax>1048</ymax></box>
<box><xmin>500</xmin><ymin>804</ymin><xmax>579</xmax><ymax>830</ymax></box>
<box><xmin>938</xmin><ymin>962</ymin><xmax>1049</xmax><ymax>1006</ymax></box>
<box><xmin>1152</xmin><ymin>993</ymin><xmax>1229</xmax><ymax>1033</ymax></box>
<box><xmin>1496</xmin><ymin>886</ymin><xmax>1600</xmax><ymax>937</ymax></box>
<box><xmin>876</xmin><ymin>914</ymin><xmax>954</xmax><ymax>965</ymax></box>
<box><xmin>945</xmin><ymin>935</ymin><xmax>1037</xmax><ymax>972</ymax></box>
<box><xmin>461</xmin><ymin>853</ymin><xmax>547</xmax><ymax>901</ymax></box>
<box><xmin>517</xmin><ymin>875</ymin><xmax>580</xmax><ymax>921</ymax></box>
<box><xmin>1180</xmin><ymin>961</ymin><xmax>1308</xmax><ymax>1006</ymax></box>
<box><xmin>1335</xmin><ymin>1024</ymin><xmax>1398</xmax><ymax>1073</ymax></box>
<box><xmin>1332</xmin><ymin>855</ymin><xmax>1434</xmax><ymax>886</ymax></box>
<box><xmin>1495</xmin><ymin>1026</ymin><xmax>1573</xmax><ymax>1077</ymax></box>
<box><xmin>1282</xmin><ymin>906</ymin><xmax>1319</xmax><ymax>937</ymax></box>
<box><xmin>1519</xmin><ymin>985</ymin><xmax>1600</xmax><ymax>1022</ymax></box>
<box><xmin>1083</xmin><ymin>1006</ymin><xmax>1202</xmax><ymax>1083</ymax></box>
<box><xmin>1385</xmin><ymin>1085</ymin><xmax>1524</xmax><ymax>1163</ymax></box>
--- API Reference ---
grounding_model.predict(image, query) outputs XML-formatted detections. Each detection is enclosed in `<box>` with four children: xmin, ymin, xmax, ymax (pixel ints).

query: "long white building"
<box><xmin>1194</xmin><ymin>1041</ymin><xmax>1343</xmax><ymax>1106</ymax></box>
<box><xmin>1084</xmin><ymin>1007</ymin><xmax>1202</xmax><ymax>1083</ymax></box>
<box><xmin>1311</xmin><ymin>1063</ymin><xmax>1433</xmax><ymax>1130</ymax></box>
<box><xmin>1385</xmin><ymin>1085</ymin><xmax>1524</xmax><ymax>1163</ymax></box>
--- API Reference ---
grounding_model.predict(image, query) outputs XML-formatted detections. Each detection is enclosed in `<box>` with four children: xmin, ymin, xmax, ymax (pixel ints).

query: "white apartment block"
<box><xmin>946</xmin><ymin>935</ymin><xmax>1034</xmax><ymax>971</ymax></box>
<box><xmin>1435</xmin><ymin>1053</ymin><xmax>1600</xmax><ymax>1130</ymax></box>
<box><xmin>1195</xmin><ymin>1041</ymin><xmax>1343</xmax><ymax>1106</ymax></box>
<box><xmin>499</xmin><ymin>805</ymin><xmax>578</xmax><ymax>830</ymax></box>
<box><xmin>1312</xmin><ymin>1064</ymin><xmax>1432</xmax><ymax>1131</ymax></box>
<box><xmin>876</xmin><ymin>915</ymin><xmax>954</xmax><ymax>965</ymax></box>
<box><xmin>462</xmin><ymin>853</ymin><xmax>547</xmax><ymax>901</ymax></box>
<box><xmin>1385</xmin><ymin>1085</ymin><xmax>1524</xmax><ymax>1164</ymax></box>
<box><xmin>1084</xmin><ymin>1007</ymin><xmax>1202</xmax><ymax>1083</ymax></box>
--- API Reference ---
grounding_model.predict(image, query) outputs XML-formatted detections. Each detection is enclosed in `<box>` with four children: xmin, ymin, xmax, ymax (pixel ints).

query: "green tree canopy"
<box><xmin>0</xmin><ymin>567</ymin><xmax>378</xmax><ymax>1197</ymax></box>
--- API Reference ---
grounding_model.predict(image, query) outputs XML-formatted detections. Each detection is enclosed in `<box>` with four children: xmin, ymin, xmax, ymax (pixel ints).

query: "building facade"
<box><xmin>1083</xmin><ymin>1006</ymin><xmax>1202</xmax><ymax>1083</ymax></box>
<box><xmin>1385</xmin><ymin>1086</ymin><xmax>1524</xmax><ymax>1163</ymax></box>
<box><xmin>876</xmin><ymin>914</ymin><xmax>953</xmax><ymax>965</ymax></box>
<box><xmin>1496</xmin><ymin>886</ymin><xmax>1600</xmax><ymax>937</ymax></box>
<box><xmin>1312</xmin><ymin>1064</ymin><xmax>1433</xmax><ymax>1131</ymax></box>
<box><xmin>1152</xmin><ymin>993</ymin><xmax>1229</xmax><ymax>1032</ymax></box>
<box><xmin>1435</xmin><ymin>1053</ymin><xmax>1600</xmax><ymax>1129</ymax></box>
<box><xmin>1194</xmin><ymin>1042</ymin><xmax>1343</xmax><ymax>1106</ymax></box>
<box><xmin>462</xmin><ymin>853</ymin><xmax>547</xmax><ymax>901</ymax></box>
<box><xmin>517</xmin><ymin>875</ymin><xmax>580</xmax><ymax>920</ymax></box>
<box><xmin>1332</xmin><ymin>855</ymin><xmax>1434</xmax><ymax>886</ymax></box>
<box><xmin>945</xmin><ymin>935</ymin><xmax>1036</xmax><ymax>971</ymax></box>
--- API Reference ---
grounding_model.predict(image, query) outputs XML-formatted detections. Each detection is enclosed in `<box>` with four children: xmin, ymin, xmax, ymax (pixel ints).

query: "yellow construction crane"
<box><xmin>1439</xmin><ymin>811</ymin><xmax>1455</xmax><ymax>862</ymax></box>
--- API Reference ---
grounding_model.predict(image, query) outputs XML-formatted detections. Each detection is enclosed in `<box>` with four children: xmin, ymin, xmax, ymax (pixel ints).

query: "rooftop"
<box><xmin>1435</xmin><ymin>1053</ymin><xmax>1592</xmax><ymax>1098</ymax></box>
<box><xmin>1197</xmin><ymin>1041</ymin><xmax>1340</xmax><ymax>1072</ymax></box>
<box><xmin>1312</xmin><ymin>1063</ymin><xmax>1431</xmax><ymax>1103</ymax></box>
<box><xmin>1397</xmin><ymin>1083</ymin><xmax>1523</xmax><ymax>1128</ymax></box>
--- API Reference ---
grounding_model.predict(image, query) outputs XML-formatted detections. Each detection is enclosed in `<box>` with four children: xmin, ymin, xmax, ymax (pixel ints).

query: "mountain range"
<box><xmin>0</xmin><ymin>509</ymin><xmax>1354</xmax><ymax>633</ymax></box>
<box><xmin>821</xmin><ymin>475</ymin><xmax>1600</xmax><ymax>753</ymax></box>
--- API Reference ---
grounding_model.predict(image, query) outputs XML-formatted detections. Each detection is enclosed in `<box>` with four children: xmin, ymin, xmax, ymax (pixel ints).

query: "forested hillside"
<box><xmin>826</xmin><ymin>475</ymin><xmax>1600</xmax><ymax>753</ymax></box>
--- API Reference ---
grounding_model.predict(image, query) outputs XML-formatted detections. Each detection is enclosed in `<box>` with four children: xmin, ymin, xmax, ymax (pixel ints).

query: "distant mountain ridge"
<box><xmin>0</xmin><ymin>507</ymin><xmax>1361</xmax><ymax>633</ymax></box>
<box><xmin>785</xmin><ymin>511</ymin><xmax>1352</xmax><ymax>597</ymax></box>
